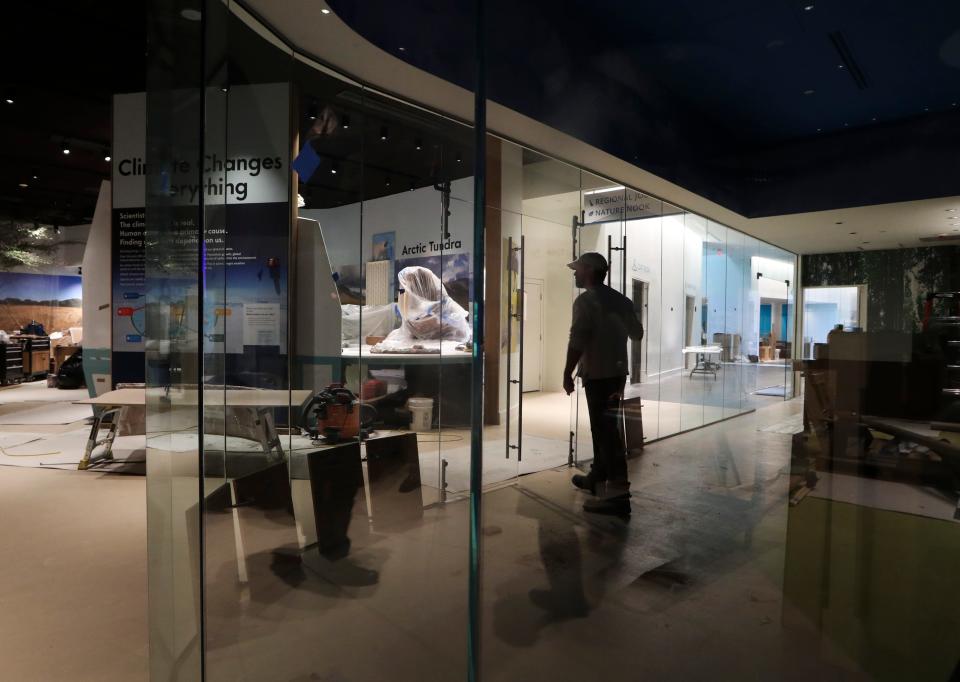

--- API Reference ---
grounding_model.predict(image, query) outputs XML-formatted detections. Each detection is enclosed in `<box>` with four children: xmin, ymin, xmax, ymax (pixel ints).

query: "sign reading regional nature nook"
<box><xmin>583</xmin><ymin>187</ymin><xmax>661</xmax><ymax>224</ymax></box>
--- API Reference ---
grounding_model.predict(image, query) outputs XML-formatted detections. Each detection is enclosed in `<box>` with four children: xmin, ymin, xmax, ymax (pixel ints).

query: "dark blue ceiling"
<box><xmin>327</xmin><ymin>0</ymin><xmax>960</xmax><ymax>216</ymax></box>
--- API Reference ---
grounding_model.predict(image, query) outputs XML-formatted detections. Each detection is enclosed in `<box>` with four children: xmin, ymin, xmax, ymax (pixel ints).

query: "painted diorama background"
<box><xmin>802</xmin><ymin>246</ymin><xmax>960</xmax><ymax>331</ymax></box>
<box><xmin>0</xmin><ymin>272</ymin><xmax>82</xmax><ymax>334</ymax></box>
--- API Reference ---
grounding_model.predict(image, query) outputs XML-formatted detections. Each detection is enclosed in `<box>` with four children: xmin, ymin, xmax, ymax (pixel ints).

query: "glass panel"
<box><xmin>144</xmin><ymin>1</ymin><xmax>205</xmax><ymax>679</ymax></box>
<box><xmin>172</xmin><ymin>7</ymin><xmax>478</xmax><ymax>681</ymax></box>
<box><xmin>623</xmin><ymin>193</ymin><xmax>663</xmax><ymax>443</ymax></box>
<box><xmin>486</xmin><ymin>139</ymin><xmax>523</xmax><ymax>489</ymax></box>
<box><xmin>680</xmin><ymin>211</ymin><xmax>706</xmax><ymax>432</ymax></box>
<box><xmin>658</xmin><ymin>202</ymin><xmax>685</xmax><ymax>438</ymax></box>
<box><xmin>517</xmin><ymin>212</ymin><xmax>580</xmax><ymax>475</ymax></box>
<box><xmin>703</xmin><ymin>219</ymin><xmax>727</xmax><ymax>425</ymax></box>
<box><xmin>573</xmin><ymin>172</ymin><xmax>624</xmax><ymax>472</ymax></box>
<box><xmin>515</xmin><ymin>150</ymin><xmax>581</xmax><ymax>480</ymax></box>
<box><xmin>751</xmin><ymin>241</ymin><xmax>794</xmax><ymax>399</ymax></box>
<box><xmin>723</xmin><ymin>227</ymin><xmax>746</xmax><ymax>418</ymax></box>
<box><xmin>784</xmin><ymin>261</ymin><xmax>796</xmax><ymax>398</ymax></box>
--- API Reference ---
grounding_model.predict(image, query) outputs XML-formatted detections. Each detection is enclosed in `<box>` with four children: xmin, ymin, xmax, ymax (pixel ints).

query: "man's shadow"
<box><xmin>491</xmin><ymin>485</ymin><xmax>629</xmax><ymax>648</ymax></box>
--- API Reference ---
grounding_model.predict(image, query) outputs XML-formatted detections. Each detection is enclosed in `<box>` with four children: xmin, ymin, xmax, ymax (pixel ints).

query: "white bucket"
<box><xmin>407</xmin><ymin>397</ymin><xmax>434</xmax><ymax>432</ymax></box>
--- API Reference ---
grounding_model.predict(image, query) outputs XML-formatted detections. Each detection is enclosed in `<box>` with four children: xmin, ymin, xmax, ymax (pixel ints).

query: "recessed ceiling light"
<box><xmin>399</xmin><ymin>46</ymin><xmax>406</xmax><ymax>52</ymax></box>
<box><xmin>871</xmin><ymin>117</ymin><xmax>877</xmax><ymax>121</ymax></box>
<box><xmin>180</xmin><ymin>8</ymin><xmax>201</xmax><ymax>21</ymax></box>
<box><xmin>803</xmin><ymin>4</ymin><xmax>814</xmax><ymax>10</ymax></box>
<box><xmin>105</xmin><ymin>155</ymin><xmax>111</xmax><ymax>162</ymax></box>
<box><xmin>946</xmin><ymin>208</ymin><xmax>958</xmax><ymax>212</ymax></box>
<box><xmin>803</xmin><ymin>89</ymin><xmax>815</xmax><ymax>95</ymax></box>
<box><xmin>843</xmin><ymin>122</ymin><xmax>849</xmax><ymax>126</ymax></box>
<box><xmin>4</xmin><ymin>98</ymin><xmax>12</xmax><ymax>104</ymax></box>
<box><xmin>817</xmin><ymin>128</ymin><xmax>822</xmax><ymax>132</ymax></box>
<box><xmin>18</xmin><ymin>183</ymin><xmax>28</xmax><ymax>188</ymax></box>
<box><xmin>62</xmin><ymin>145</ymin><xmax>70</xmax><ymax>155</ymax></box>
<box><xmin>320</xmin><ymin>8</ymin><xmax>331</xmax><ymax>14</ymax></box>
<box><xmin>837</xmin><ymin>64</ymin><xmax>845</xmax><ymax>69</ymax></box>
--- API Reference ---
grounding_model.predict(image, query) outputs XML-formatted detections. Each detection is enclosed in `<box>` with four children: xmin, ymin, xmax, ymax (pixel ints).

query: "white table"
<box><xmin>74</xmin><ymin>388</ymin><xmax>313</xmax><ymax>470</ymax></box>
<box><xmin>682</xmin><ymin>345</ymin><xmax>723</xmax><ymax>379</ymax></box>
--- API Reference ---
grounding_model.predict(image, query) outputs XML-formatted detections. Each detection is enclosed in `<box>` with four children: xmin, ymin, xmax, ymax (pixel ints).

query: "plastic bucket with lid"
<box><xmin>407</xmin><ymin>397</ymin><xmax>434</xmax><ymax>432</ymax></box>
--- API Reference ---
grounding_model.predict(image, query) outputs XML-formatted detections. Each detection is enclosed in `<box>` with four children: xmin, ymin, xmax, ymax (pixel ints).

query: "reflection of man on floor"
<box><xmin>563</xmin><ymin>252</ymin><xmax>642</xmax><ymax>514</ymax></box>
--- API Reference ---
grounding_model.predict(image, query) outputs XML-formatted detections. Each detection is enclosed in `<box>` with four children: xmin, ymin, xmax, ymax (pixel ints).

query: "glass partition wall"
<box><xmin>146</xmin><ymin>4</ymin><xmax>477</xmax><ymax>681</ymax></box>
<box><xmin>145</xmin><ymin>5</ymin><xmax>797</xmax><ymax>680</ymax></box>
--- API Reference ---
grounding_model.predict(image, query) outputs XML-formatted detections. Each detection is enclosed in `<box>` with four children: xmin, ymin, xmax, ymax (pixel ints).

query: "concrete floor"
<box><xmin>0</xmin><ymin>467</ymin><xmax>148</xmax><ymax>681</ymax></box>
<box><xmin>3</xmin><ymin>392</ymin><xmax>956</xmax><ymax>680</ymax></box>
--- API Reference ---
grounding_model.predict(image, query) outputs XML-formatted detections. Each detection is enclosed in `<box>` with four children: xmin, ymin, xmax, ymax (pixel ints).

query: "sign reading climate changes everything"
<box><xmin>111</xmin><ymin>85</ymin><xmax>290</xmax><ymax>382</ymax></box>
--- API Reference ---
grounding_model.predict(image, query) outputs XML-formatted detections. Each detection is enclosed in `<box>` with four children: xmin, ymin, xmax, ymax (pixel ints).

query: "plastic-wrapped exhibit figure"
<box><xmin>372</xmin><ymin>266</ymin><xmax>471</xmax><ymax>353</ymax></box>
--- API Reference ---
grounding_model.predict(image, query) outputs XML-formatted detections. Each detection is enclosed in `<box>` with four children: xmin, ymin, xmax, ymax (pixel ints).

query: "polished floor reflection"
<box><xmin>8</xmin><ymin>392</ymin><xmax>958</xmax><ymax>679</ymax></box>
<box><xmin>17</xmin><ymin>390</ymin><xmax>948</xmax><ymax>679</ymax></box>
<box><xmin>184</xmin><ymin>394</ymin><xmax>960</xmax><ymax>680</ymax></box>
<box><xmin>481</xmin><ymin>398</ymin><xmax>809</xmax><ymax>680</ymax></box>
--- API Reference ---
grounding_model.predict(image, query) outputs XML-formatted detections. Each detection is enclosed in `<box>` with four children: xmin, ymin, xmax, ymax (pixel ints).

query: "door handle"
<box><xmin>504</xmin><ymin>235</ymin><xmax>525</xmax><ymax>462</ymax></box>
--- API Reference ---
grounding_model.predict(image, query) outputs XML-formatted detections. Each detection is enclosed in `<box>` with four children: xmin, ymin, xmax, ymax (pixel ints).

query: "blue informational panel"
<box><xmin>112</xmin><ymin>85</ymin><xmax>291</xmax><ymax>385</ymax></box>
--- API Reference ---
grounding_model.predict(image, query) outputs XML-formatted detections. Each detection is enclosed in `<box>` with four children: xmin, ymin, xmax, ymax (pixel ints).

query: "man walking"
<box><xmin>563</xmin><ymin>252</ymin><xmax>642</xmax><ymax>515</ymax></box>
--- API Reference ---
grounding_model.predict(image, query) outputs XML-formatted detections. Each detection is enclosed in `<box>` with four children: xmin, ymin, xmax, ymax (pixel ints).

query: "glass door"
<box><xmin>572</xmin><ymin>174</ymin><xmax>626</xmax><ymax>473</ymax></box>
<box><xmin>511</xmin><ymin>151</ymin><xmax>581</xmax><ymax>482</ymax></box>
<box><xmin>623</xmin><ymin>192</ymin><xmax>664</xmax><ymax>445</ymax></box>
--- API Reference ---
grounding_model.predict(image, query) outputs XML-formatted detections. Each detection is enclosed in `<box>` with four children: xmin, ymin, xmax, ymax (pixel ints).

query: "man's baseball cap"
<box><xmin>567</xmin><ymin>251</ymin><xmax>608</xmax><ymax>272</ymax></box>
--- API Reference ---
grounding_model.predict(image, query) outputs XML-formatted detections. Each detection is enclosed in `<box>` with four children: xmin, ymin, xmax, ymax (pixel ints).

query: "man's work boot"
<box><xmin>571</xmin><ymin>473</ymin><xmax>597</xmax><ymax>495</ymax></box>
<box><xmin>583</xmin><ymin>479</ymin><xmax>631</xmax><ymax>515</ymax></box>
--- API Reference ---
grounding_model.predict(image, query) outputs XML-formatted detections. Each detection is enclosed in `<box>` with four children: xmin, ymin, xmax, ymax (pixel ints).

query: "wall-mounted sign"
<box><xmin>583</xmin><ymin>187</ymin><xmax>661</xmax><ymax>224</ymax></box>
<box><xmin>111</xmin><ymin>84</ymin><xmax>291</xmax><ymax>385</ymax></box>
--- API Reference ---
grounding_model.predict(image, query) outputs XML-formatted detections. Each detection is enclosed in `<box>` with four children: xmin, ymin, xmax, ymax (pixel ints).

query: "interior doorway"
<box><xmin>801</xmin><ymin>285</ymin><xmax>866</xmax><ymax>359</ymax></box>
<box><xmin>684</xmin><ymin>295</ymin><xmax>696</xmax><ymax>368</ymax></box>
<box><xmin>630</xmin><ymin>278</ymin><xmax>649</xmax><ymax>384</ymax></box>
